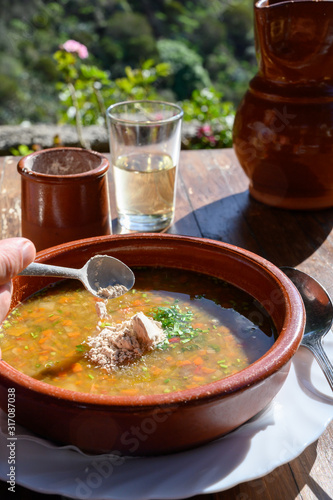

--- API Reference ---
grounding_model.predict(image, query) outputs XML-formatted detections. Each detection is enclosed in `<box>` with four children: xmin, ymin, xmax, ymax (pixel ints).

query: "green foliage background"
<box><xmin>0</xmin><ymin>0</ymin><xmax>256</xmax><ymax>126</ymax></box>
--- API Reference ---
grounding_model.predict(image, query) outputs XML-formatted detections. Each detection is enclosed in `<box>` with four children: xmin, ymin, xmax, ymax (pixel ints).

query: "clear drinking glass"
<box><xmin>107</xmin><ymin>100</ymin><xmax>183</xmax><ymax>232</ymax></box>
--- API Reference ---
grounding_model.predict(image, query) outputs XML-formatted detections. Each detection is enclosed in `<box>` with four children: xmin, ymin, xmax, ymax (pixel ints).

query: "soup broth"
<box><xmin>0</xmin><ymin>268</ymin><xmax>277</xmax><ymax>396</ymax></box>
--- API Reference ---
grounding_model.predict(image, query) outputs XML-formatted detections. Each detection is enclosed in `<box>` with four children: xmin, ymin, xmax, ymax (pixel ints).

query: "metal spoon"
<box><xmin>281</xmin><ymin>267</ymin><xmax>333</xmax><ymax>391</ymax></box>
<box><xmin>19</xmin><ymin>254</ymin><xmax>135</xmax><ymax>299</ymax></box>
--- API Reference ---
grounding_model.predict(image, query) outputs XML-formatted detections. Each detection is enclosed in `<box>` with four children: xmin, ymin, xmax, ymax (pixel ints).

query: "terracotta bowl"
<box><xmin>0</xmin><ymin>234</ymin><xmax>305</xmax><ymax>456</ymax></box>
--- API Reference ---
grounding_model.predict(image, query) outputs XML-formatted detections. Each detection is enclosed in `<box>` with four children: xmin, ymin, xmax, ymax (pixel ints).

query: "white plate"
<box><xmin>1</xmin><ymin>338</ymin><xmax>332</xmax><ymax>500</ymax></box>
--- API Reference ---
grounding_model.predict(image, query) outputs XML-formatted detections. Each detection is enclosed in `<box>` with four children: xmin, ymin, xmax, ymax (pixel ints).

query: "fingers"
<box><xmin>0</xmin><ymin>282</ymin><xmax>12</xmax><ymax>325</ymax></box>
<box><xmin>0</xmin><ymin>238</ymin><xmax>36</xmax><ymax>285</ymax></box>
<box><xmin>0</xmin><ymin>238</ymin><xmax>36</xmax><ymax>323</ymax></box>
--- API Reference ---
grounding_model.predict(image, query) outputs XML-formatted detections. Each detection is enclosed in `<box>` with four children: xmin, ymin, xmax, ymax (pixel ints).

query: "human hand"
<box><xmin>0</xmin><ymin>238</ymin><xmax>36</xmax><ymax>323</ymax></box>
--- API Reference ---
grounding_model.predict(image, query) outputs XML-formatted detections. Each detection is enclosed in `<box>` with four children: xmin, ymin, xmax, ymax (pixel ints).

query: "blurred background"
<box><xmin>0</xmin><ymin>0</ymin><xmax>256</xmax><ymax>151</ymax></box>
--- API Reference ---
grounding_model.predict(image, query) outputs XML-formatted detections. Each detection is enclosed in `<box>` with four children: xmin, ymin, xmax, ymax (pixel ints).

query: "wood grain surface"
<box><xmin>0</xmin><ymin>150</ymin><xmax>332</xmax><ymax>500</ymax></box>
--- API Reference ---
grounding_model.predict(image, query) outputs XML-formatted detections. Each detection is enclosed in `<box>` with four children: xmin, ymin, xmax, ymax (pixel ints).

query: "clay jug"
<box><xmin>233</xmin><ymin>0</ymin><xmax>333</xmax><ymax>209</ymax></box>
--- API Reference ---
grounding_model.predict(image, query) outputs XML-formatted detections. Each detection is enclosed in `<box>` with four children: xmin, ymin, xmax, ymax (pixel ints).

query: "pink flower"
<box><xmin>197</xmin><ymin>124</ymin><xmax>217</xmax><ymax>146</ymax></box>
<box><xmin>202</xmin><ymin>124</ymin><xmax>213</xmax><ymax>135</ymax></box>
<box><xmin>207</xmin><ymin>135</ymin><xmax>217</xmax><ymax>146</ymax></box>
<box><xmin>197</xmin><ymin>124</ymin><xmax>213</xmax><ymax>138</ymax></box>
<box><xmin>61</xmin><ymin>39</ymin><xmax>89</xmax><ymax>59</ymax></box>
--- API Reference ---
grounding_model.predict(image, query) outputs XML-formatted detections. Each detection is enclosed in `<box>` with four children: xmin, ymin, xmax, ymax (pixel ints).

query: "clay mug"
<box><xmin>17</xmin><ymin>147</ymin><xmax>111</xmax><ymax>251</ymax></box>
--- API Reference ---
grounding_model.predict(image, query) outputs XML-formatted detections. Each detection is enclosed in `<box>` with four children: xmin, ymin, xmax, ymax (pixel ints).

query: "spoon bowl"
<box><xmin>281</xmin><ymin>267</ymin><xmax>333</xmax><ymax>391</ymax></box>
<box><xmin>19</xmin><ymin>254</ymin><xmax>135</xmax><ymax>299</ymax></box>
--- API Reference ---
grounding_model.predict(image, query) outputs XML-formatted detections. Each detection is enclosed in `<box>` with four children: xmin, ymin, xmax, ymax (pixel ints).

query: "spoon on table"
<box><xmin>19</xmin><ymin>254</ymin><xmax>135</xmax><ymax>299</ymax></box>
<box><xmin>281</xmin><ymin>267</ymin><xmax>333</xmax><ymax>391</ymax></box>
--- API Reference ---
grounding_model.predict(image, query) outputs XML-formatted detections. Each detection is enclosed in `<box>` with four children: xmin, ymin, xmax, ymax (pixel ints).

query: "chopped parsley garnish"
<box><xmin>152</xmin><ymin>304</ymin><xmax>203</xmax><ymax>348</ymax></box>
<box><xmin>76</xmin><ymin>344</ymin><xmax>86</xmax><ymax>353</ymax></box>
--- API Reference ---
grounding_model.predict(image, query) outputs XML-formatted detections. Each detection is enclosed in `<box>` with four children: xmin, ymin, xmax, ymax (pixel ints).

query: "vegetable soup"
<box><xmin>0</xmin><ymin>268</ymin><xmax>277</xmax><ymax>395</ymax></box>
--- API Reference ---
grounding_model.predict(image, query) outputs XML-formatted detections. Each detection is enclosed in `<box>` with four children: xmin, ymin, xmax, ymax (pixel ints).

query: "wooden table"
<box><xmin>0</xmin><ymin>149</ymin><xmax>332</xmax><ymax>499</ymax></box>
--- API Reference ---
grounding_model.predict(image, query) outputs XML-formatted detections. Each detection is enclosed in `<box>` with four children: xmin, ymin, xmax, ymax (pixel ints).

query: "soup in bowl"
<box><xmin>0</xmin><ymin>234</ymin><xmax>305</xmax><ymax>455</ymax></box>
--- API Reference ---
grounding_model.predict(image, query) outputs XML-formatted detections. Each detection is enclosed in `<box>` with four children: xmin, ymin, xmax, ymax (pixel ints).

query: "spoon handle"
<box><xmin>19</xmin><ymin>262</ymin><xmax>80</xmax><ymax>280</ymax></box>
<box><xmin>304</xmin><ymin>340</ymin><xmax>333</xmax><ymax>391</ymax></box>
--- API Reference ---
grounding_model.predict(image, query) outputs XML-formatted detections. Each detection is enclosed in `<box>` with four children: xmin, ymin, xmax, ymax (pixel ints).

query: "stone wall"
<box><xmin>0</xmin><ymin>123</ymin><xmax>197</xmax><ymax>155</ymax></box>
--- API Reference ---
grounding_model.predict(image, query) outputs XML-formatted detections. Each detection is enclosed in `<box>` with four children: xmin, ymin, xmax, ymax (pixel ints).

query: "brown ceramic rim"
<box><xmin>17</xmin><ymin>147</ymin><xmax>109</xmax><ymax>182</ymax></box>
<box><xmin>1</xmin><ymin>234</ymin><xmax>304</xmax><ymax>408</ymax></box>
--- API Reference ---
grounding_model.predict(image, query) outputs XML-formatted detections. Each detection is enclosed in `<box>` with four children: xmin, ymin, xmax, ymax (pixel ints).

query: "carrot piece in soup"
<box><xmin>176</xmin><ymin>359</ymin><xmax>192</xmax><ymax>367</ymax></box>
<box><xmin>72</xmin><ymin>363</ymin><xmax>83</xmax><ymax>373</ymax></box>
<box><xmin>201</xmin><ymin>366</ymin><xmax>216</xmax><ymax>374</ymax></box>
<box><xmin>121</xmin><ymin>388</ymin><xmax>139</xmax><ymax>396</ymax></box>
